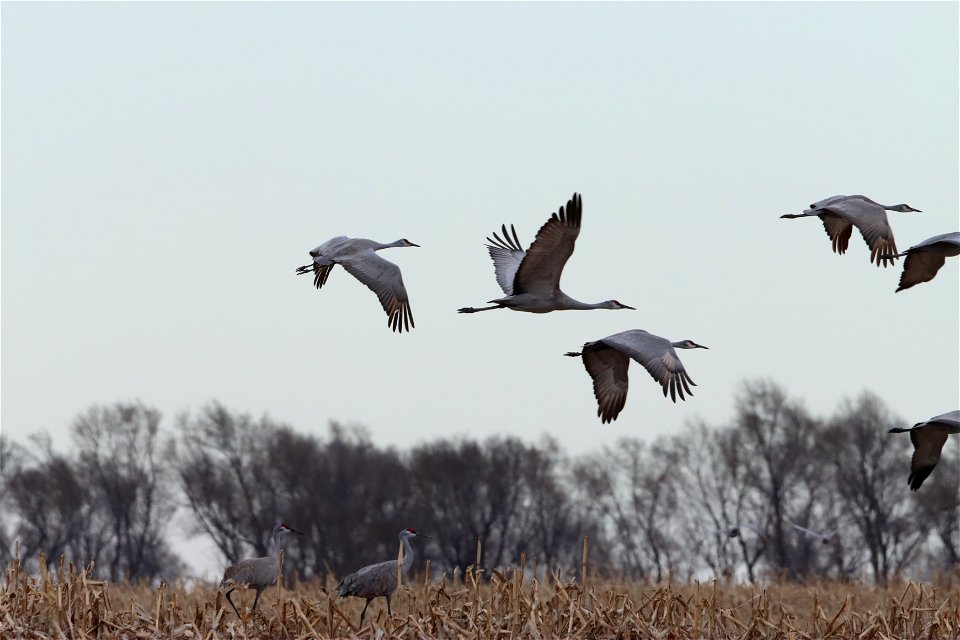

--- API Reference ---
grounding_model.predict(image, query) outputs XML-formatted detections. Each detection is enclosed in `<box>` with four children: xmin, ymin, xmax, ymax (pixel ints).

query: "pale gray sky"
<box><xmin>3</xmin><ymin>2</ymin><xmax>958</xmax><ymax>464</ymax></box>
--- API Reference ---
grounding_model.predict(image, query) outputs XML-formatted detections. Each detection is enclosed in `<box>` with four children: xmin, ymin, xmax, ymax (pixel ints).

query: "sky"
<box><xmin>2</xmin><ymin>3</ymin><xmax>958</xmax><ymax>477</ymax></box>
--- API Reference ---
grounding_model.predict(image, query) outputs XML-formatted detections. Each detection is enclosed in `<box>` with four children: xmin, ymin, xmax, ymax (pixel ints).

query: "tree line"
<box><xmin>1</xmin><ymin>379</ymin><xmax>956</xmax><ymax>585</ymax></box>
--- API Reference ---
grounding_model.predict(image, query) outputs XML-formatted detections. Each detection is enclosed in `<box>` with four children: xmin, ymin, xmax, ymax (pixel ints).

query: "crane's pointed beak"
<box><xmin>289</xmin><ymin>527</ymin><xmax>305</xmax><ymax>535</ymax></box>
<box><xmin>419</xmin><ymin>533</ymin><xmax>432</xmax><ymax>539</ymax></box>
<box><xmin>697</xmin><ymin>344</ymin><xmax>709</xmax><ymax>349</ymax></box>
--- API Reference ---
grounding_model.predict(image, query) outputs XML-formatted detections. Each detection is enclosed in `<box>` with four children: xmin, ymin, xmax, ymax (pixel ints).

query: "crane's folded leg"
<box><xmin>358</xmin><ymin>599</ymin><xmax>371</xmax><ymax>625</ymax></box>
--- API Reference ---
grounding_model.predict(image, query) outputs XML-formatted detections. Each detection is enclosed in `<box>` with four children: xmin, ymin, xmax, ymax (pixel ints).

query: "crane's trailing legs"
<box><xmin>457</xmin><ymin>304</ymin><xmax>505</xmax><ymax>313</ymax></box>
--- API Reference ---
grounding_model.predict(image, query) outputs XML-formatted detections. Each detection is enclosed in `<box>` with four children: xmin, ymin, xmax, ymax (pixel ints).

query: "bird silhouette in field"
<box><xmin>219</xmin><ymin>522</ymin><xmax>304</xmax><ymax>618</ymax></box>
<box><xmin>458</xmin><ymin>193</ymin><xmax>635</xmax><ymax>314</ymax></box>
<box><xmin>296</xmin><ymin>236</ymin><xmax>419</xmax><ymax>332</ymax></box>
<box><xmin>780</xmin><ymin>194</ymin><xmax>920</xmax><ymax>267</ymax></box>
<box><xmin>565</xmin><ymin>329</ymin><xmax>708</xmax><ymax>423</ymax></box>
<box><xmin>336</xmin><ymin>528</ymin><xmax>430</xmax><ymax>627</ymax></box>
<box><xmin>889</xmin><ymin>410</ymin><xmax>960</xmax><ymax>490</ymax></box>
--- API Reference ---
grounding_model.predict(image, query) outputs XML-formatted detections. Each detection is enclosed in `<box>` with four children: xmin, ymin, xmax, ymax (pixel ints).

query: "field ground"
<box><xmin>2</xmin><ymin>556</ymin><xmax>958</xmax><ymax>639</ymax></box>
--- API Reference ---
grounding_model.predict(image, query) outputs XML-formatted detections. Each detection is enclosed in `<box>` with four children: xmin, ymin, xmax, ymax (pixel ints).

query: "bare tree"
<box><xmin>2</xmin><ymin>434</ymin><xmax>104</xmax><ymax>568</ymax></box>
<box><xmin>72</xmin><ymin>402</ymin><xmax>182</xmax><ymax>580</ymax></box>
<box><xmin>823</xmin><ymin>393</ymin><xmax>930</xmax><ymax>584</ymax></box>
<box><xmin>673</xmin><ymin>422</ymin><xmax>767</xmax><ymax>582</ymax></box>
<box><xmin>506</xmin><ymin>437</ymin><xmax>605</xmax><ymax>576</ymax></box>
<box><xmin>576</xmin><ymin>437</ymin><xmax>682</xmax><ymax>581</ymax></box>
<box><xmin>408</xmin><ymin>436</ymin><xmax>531</xmax><ymax>572</ymax></box>
<box><xmin>733</xmin><ymin>379</ymin><xmax>822</xmax><ymax>579</ymax></box>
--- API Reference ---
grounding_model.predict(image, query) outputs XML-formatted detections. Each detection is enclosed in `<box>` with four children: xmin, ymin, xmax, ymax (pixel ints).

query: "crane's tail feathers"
<box><xmin>564</xmin><ymin>351</ymin><xmax>582</xmax><ymax>357</ymax></box>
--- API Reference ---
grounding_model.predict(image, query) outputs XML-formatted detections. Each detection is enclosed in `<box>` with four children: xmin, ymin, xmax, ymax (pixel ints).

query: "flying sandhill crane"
<box><xmin>780</xmin><ymin>195</ymin><xmax>921</xmax><ymax>267</ymax></box>
<box><xmin>889</xmin><ymin>410</ymin><xmax>960</xmax><ymax>491</ymax></box>
<box><xmin>336</xmin><ymin>528</ymin><xmax>430</xmax><ymax>626</ymax></box>
<box><xmin>881</xmin><ymin>232</ymin><xmax>960</xmax><ymax>292</ymax></box>
<box><xmin>295</xmin><ymin>236</ymin><xmax>419</xmax><ymax>332</ymax></box>
<box><xmin>564</xmin><ymin>329</ymin><xmax>708</xmax><ymax>423</ymax></box>
<box><xmin>219</xmin><ymin>522</ymin><xmax>304</xmax><ymax>617</ymax></box>
<box><xmin>457</xmin><ymin>193</ymin><xmax>635</xmax><ymax>314</ymax></box>
<box><xmin>788</xmin><ymin>521</ymin><xmax>845</xmax><ymax>545</ymax></box>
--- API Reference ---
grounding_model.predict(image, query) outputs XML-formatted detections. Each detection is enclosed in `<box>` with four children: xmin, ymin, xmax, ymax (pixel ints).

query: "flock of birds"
<box><xmin>215</xmin><ymin>193</ymin><xmax>958</xmax><ymax>623</ymax></box>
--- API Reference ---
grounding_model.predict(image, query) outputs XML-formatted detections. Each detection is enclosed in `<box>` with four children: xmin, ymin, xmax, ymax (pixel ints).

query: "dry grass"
<box><xmin>3</xmin><ymin>552</ymin><xmax>959</xmax><ymax>639</ymax></box>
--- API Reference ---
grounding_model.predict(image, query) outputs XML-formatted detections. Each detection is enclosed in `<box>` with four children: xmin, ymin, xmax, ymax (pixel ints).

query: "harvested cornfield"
<box><xmin>2</xmin><ymin>554</ymin><xmax>958</xmax><ymax>639</ymax></box>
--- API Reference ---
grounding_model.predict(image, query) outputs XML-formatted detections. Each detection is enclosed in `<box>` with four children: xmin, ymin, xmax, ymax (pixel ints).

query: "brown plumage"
<box><xmin>890</xmin><ymin>411</ymin><xmax>960</xmax><ymax>491</ymax></box>
<box><xmin>882</xmin><ymin>232</ymin><xmax>960</xmax><ymax>292</ymax></box>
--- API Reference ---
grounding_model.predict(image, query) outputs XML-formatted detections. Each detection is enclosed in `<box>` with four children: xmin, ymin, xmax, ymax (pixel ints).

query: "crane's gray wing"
<box><xmin>908</xmin><ymin>428</ymin><xmax>949</xmax><ymax>491</ymax></box>
<box><xmin>310</xmin><ymin>236</ymin><xmax>350</xmax><ymax>257</ymax></box>
<box><xmin>897</xmin><ymin>252</ymin><xmax>946</xmax><ymax>292</ymax></box>
<box><xmin>580</xmin><ymin>342</ymin><xmax>630</xmax><ymax>423</ymax></box>
<box><xmin>810</xmin><ymin>195</ymin><xmax>851</xmax><ymax>209</ymax></box>
<box><xmin>926</xmin><ymin>410</ymin><xmax>960</xmax><ymax>429</ymax></box>
<box><xmin>822</xmin><ymin>199</ymin><xmax>898</xmax><ymax>266</ymax></box>
<box><xmin>513</xmin><ymin>194</ymin><xmax>582</xmax><ymax>296</ymax></box>
<box><xmin>220</xmin><ymin>557</ymin><xmax>275</xmax><ymax>588</ymax></box>
<box><xmin>601</xmin><ymin>330</ymin><xmax>696</xmax><ymax>403</ymax></box>
<box><xmin>340</xmin><ymin>252</ymin><xmax>414</xmax><ymax>333</ymax></box>
<box><xmin>484</xmin><ymin>224</ymin><xmax>526</xmax><ymax>295</ymax></box>
<box><xmin>336</xmin><ymin>560</ymin><xmax>397</xmax><ymax>598</ymax></box>
<box><xmin>906</xmin><ymin>232</ymin><xmax>960</xmax><ymax>251</ymax></box>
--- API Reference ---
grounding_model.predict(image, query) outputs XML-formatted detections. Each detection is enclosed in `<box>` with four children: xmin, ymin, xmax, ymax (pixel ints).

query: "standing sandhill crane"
<box><xmin>219</xmin><ymin>522</ymin><xmax>304</xmax><ymax>617</ymax></box>
<box><xmin>780</xmin><ymin>195</ymin><xmax>921</xmax><ymax>267</ymax></box>
<box><xmin>295</xmin><ymin>236</ymin><xmax>419</xmax><ymax>332</ymax></box>
<box><xmin>336</xmin><ymin>528</ymin><xmax>430</xmax><ymax>626</ymax></box>
<box><xmin>881</xmin><ymin>232</ymin><xmax>960</xmax><ymax>292</ymax></box>
<box><xmin>889</xmin><ymin>410</ymin><xmax>960</xmax><ymax>491</ymax></box>
<box><xmin>564</xmin><ymin>329</ymin><xmax>708</xmax><ymax>423</ymax></box>
<box><xmin>788</xmin><ymin>522</ymin><xmax>845</xmax><ymax>545</ymax></box>
<box><xmin>457</xmin><ymin>193</ymin><xmax>635</xmax><ymax>314</ymax></box>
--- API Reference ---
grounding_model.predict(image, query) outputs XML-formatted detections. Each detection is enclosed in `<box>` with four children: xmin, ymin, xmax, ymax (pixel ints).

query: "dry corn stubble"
<box><xmin>2</xmin><ymin>553</ymin><xmax>958</xmax><ymax>639</ymax></box>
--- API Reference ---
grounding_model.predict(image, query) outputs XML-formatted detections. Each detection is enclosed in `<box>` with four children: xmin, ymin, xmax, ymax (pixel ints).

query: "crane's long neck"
<box><xmin>270</xmin><ymin>531</ymin><xmax>285</xmax><ymax>558</ymax></box>
<box><xmin>401</xmin><ymin>537</ymin><xmax>414</xmax><ymax>573</ymax></box>
<box><xmin>560</xmin><ymin>294</ymin><xmax>611</xmax><ymax>310</ymax></box>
